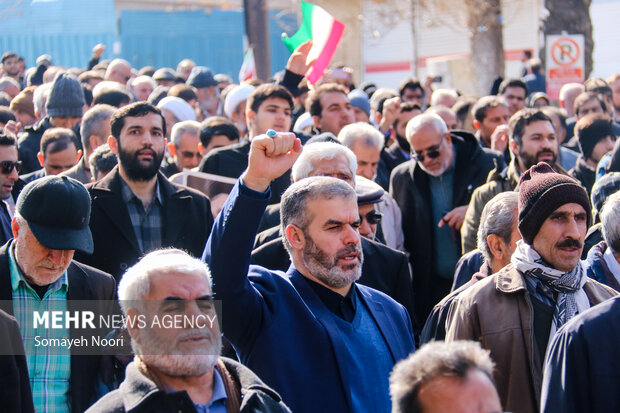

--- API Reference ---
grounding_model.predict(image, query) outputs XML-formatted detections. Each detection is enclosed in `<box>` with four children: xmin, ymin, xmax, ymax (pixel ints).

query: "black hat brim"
<box><xmin>27</xmin><ymin>221</ymin><xmax>94</xmax><ymax>254</ymax></box>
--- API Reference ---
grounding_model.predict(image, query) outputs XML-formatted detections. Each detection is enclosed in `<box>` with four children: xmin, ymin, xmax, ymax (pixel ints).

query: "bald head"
<box><xmin>559</xmin><ymin>83</ymin><xmax>585</xmax><ymax>117</ymax></box>
<box><xmin>406</xmin><ymin>113</ymin><xmax>448</xmax><ymax>139</ymax></box>
<box><xmin>406</xmin><ymin>113</ymin><xmax>453</xmax><ymax>177</ymax></box>
<box><xmin>105</xmin><ymin>59</ymin><xmax>132</xmax><ymax>85</ymax></box>
<box><xmin>425</xmin><ymin>106</ymin><xmax>457</xmax><ymax>130</ymax></box>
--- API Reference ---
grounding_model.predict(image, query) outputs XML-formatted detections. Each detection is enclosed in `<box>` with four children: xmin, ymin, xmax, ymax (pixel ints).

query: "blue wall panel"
<box><xmin>0</xmin><ymin>1</ymin><xmax>296</xmax><ymax>77</ymax></box>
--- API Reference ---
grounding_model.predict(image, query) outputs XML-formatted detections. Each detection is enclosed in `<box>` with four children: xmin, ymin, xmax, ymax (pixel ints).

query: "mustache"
<box><xmin>537</xmin><ymin>149</ymin><xmax>555</xmax><ymax>157</ymax></box>
<box><xmin>335</xmin><ymin>244</ymin><xmax>362</xmax><ymax>259</ymax></box>
<box><xmin>556</xmin><ymin>238</ymin><xmax>582</xmax><ymax>249</ymax></box>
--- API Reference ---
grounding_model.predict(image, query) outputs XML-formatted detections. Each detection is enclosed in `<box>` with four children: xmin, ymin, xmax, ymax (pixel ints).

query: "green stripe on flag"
<box><xmin>281</xmin><ymin>1</ymin><xmax>314</xmax><ymax>52</ymax></box>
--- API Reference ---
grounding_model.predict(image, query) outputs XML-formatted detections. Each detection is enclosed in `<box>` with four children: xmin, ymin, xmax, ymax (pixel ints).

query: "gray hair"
<box><xmin>131</xmin><ymin>75</ymin><xmax>157</xmax><ymax>89</ymax></box>
<box><xmin>390</xmin><ymin>340</ymin><xmax>496</xmax><ymax>413</ymax></box>
<box><xmin>88</xmin><ymin>144</ymin><xmax>117</xmax><ymax>178</ymax></box>
<box><xmin>117</xmin><ymin>248</ymin><xmax>212</xmax><ymax>315</ymax></box>
<box><xmin>601</xmin><ymin>191</ymin><xmax>620</xmax><ymax>254</ymax></box>
<box><xmin>0</xmin><ymin>76</ymin><xmax>20</xmax><ymax>92</ymax></box>
<box><xmin>430</xmin><ymin>88</ymin><xmax>458</xmax><ymax>107</ymax></box>
<box><xmin>477</xmin><ymin>191</ymin><xmax>518</xmax><ymax>263</ymax></box>
<box><xmin>171</xmin><ymin>120</ymin><xmax>201</xmax><ymax>146</ymax></box>
<box><xmin>281</xmin><ymin>176</ymin><xmax>356</xmax><ymax>254</ymax></box>
<box><xmin>33</xmin><ymin>83</ymin><xmax>52</xmax><ymax>117</ymax></box>
<box><xmin>338</xmin><ymin>122</ymin><xmax>384</xmax><ymax>151</ymax></box>
<box><xmin>406</xmin><ymin>112</ymin><xmax>448</xmax><ymax>142</ymax></box>
<box><xmin>80</xmin><ymin>104</ymin><xmax>116</xmax><ymax>151</ymax></box>
<box><xmin>291</xmin><ymin>142</ymin><xmax>357</xmax><ymax>182</ymax></box>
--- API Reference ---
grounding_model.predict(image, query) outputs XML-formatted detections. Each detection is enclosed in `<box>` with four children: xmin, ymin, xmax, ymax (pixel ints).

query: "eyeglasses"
<box><xmin>411</xmin><ymin>136</ymin><xmax>445</xmax><ymax>163</ymax></box>
<box><xmin>360</xmin><ymin>210</ymin><xmax>383</xmax><ymax>225</ymax></box>
<box><xmin>0</xmin><ymin>160</ymin><xmax>21</xmax><ymax>175</ymax></box>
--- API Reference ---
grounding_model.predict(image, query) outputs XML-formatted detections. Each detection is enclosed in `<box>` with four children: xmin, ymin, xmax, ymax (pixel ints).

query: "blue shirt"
<box><xmin>171</xmin><ymin>369</ymin><xmax>227</xmax><ymax>413</ymax></box>
<box><xmin>429</xmin><ymin>149</ymin><xmax>460</xmax><ymax>279</ymax></box>
<box><xmin>9</xmin><ymin>243</ymin><xmax>71</xmax><ymax>413</ymax></box>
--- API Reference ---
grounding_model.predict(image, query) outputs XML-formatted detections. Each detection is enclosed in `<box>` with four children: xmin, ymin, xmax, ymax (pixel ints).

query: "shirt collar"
<box><xmin>304</xmin><ymin>276</ymin><xmax>357</xmax><ymax>322</ymax></box>
<box><xmin>8</xmin><ymin>242</ymin><xmax>68</xmax><ymax>293</ymax></box>
<box><xmin>119</xmin><ymin>174</ymin><xmax>163</xmax><ymax>206</ymax></box>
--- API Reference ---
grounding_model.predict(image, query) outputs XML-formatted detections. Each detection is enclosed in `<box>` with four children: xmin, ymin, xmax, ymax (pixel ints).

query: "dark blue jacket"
<box><xmin>584</xmin><ymin>240</ymin><xmax>620</xmax><ymax>291</ymax></box>
<box><xmin>541</xmin><ymin>295</ymin><xmax>620</xmax><ymax>413</ymax></box>
<box><xmin>203</xmin><ymin>181</ymin><xmax>415</xmax><ymax>413</ymax></box>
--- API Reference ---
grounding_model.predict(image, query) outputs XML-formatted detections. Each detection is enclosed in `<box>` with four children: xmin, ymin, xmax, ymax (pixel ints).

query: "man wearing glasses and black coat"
<box><xmin>390</xmin><ymin>113</ymin><xmax>503</xmax><ymax>324</ymax></box>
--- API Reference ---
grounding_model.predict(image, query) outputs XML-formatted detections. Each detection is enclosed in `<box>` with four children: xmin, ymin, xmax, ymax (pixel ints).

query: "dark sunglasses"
<box><xmin>412</xmin><ymin>136</ymin><xmax>444</xmax><ymax>162</ymax></box>
<box><xmin>0</xmin><ymin>160</ymin><xmax>21</xmax><ymax>175</ymax></box>
<box><xmin>360</xmin><ymin>210</ymin><xmax>383</xmax><ymax>225</ymax></box>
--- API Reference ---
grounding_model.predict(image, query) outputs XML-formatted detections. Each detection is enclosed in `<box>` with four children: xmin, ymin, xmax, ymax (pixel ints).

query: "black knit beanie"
<box><xmin>576</xmin><ymin>114</ymin><xmax>614</xmax><ymax>160</ymax></box>
<box><xmin>46</xmin><ymin>72</ymin><xmax>85</xmax><ymax>118</ymax></box>
<box><xmin>518</xmin><ymin>162</ymin><xmax>592</xmax><ymax>244</ymax></box>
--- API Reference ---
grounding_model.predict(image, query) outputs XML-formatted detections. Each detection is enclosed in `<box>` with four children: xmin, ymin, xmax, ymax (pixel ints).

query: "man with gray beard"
<box><xmin>86</xmin><ymin>249</ymin><xmax>291</xmax><ymax>412</ymax></box>
<box><xmin>203</xmin><ymin>132</ymin><xmax>414</xmax><ymax>413</ymax></box>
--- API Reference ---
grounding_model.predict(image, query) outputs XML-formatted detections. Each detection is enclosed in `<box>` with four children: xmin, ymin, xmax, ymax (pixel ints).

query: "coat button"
<box><xmin>120</xmin><ymin>263</ymin><xmax>128</xmax><ymax>270</ymax></box>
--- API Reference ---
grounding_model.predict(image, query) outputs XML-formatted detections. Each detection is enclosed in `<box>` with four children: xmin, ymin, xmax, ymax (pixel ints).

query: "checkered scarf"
<box><xmin>511</xmin><ymin>241</ymin><xmax>583</xmax><ymax>329</ymax></box>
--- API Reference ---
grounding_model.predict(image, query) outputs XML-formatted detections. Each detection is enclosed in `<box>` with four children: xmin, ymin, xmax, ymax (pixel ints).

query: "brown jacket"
<box><xmin>446</xmin><ymin>263</ymin><xmax>617</xmax><ymax>413</ymax></box>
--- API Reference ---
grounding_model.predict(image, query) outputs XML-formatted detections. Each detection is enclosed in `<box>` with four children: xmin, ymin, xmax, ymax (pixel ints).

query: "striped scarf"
<box><xmin>511</xmin><ymin>241</ymin><xmax>583</xmax><ymax>329</ymax></box>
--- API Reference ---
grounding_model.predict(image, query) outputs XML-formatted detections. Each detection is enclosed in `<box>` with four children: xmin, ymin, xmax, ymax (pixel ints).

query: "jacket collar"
<box><xmin>495</xmin><ymin>263</ymin><xmax>528</xmax><ymax>294</ymax></box>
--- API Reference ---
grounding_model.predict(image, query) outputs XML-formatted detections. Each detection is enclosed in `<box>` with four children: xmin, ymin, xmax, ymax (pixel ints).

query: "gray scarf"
<box><xmin>511</xmin><ymin>241</ymin><xmax>583</xmax><ymax>329</ymax></box>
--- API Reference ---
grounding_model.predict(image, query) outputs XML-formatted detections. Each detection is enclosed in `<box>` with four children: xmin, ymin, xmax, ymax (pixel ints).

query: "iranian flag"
<box><xmin>239</xmin><ymin>47</ymin><xmax>256</xmax><ymax>82</ymax></box>
<box><xmin>282</xmin><ymin>1</ymin><xmax>345</xmax><ymax>85</ymax></box>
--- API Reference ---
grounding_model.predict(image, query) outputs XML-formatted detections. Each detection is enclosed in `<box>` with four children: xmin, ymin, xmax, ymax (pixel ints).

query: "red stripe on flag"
<box><xmin>307</xmin><ymin>19</ymin><xmax>345</xmax><ymax>84</ymax></box>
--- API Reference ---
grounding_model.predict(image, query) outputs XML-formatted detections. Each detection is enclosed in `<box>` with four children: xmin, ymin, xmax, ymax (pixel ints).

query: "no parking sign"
<box><xmin>546</xmin><ymin>34</ymin><xmax>585</xmax><ymax>100</ymax></box>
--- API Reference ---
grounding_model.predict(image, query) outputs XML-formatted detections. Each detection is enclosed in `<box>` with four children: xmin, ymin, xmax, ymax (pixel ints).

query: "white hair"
<box><xmin>406</xmin><ymin>112</ymin><xmax>448</xmax><ymax>142</ymax></box>
<box><xmin>171</xmin><ymin>120</ymin><xmax>201</xmax><ymax>146</ymax></box>
<box><xmin>430</xmin><ymin>89</ymin><xmax>458</xmax><ymax>107</ymax></box>
<box><xmin>291</xmin><ymin>142</ymin><xmax>357</xmax><ymax>182</ymax></box>
<box><xmin>33</xmin><ymin>83</ymin><xmax>52</xmax><ymax>117</ymax></box>
<box><xmin>601</xmin><ymin>191</ymin><xmax>620</xmax><ymax>254</ymax></box>
<box><xmin>131</xmin><ymin>75</ymin><xmax>157</xmax><ymax>89</ymax></box>
<box><xmin>117</xmin><ymin>249</ymin><xmax>212</xmax><ymax>315</ymax></box>
<box><xmin>338</xmin><ymin>122</ymin><xmax>384</xmax><ymax>151</ymax></box>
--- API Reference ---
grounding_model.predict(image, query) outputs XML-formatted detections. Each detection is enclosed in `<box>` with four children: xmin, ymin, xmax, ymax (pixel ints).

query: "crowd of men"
<box><xmin>0</xmin><ymin>42</ymin><xmax>620</xmax><ymax>413</ymax></box>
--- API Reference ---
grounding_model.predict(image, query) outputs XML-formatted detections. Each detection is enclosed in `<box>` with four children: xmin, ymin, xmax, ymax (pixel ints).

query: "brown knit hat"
<box><xmin>518</xmin><ymin>162</ymin><xmax>592</xmax><ymax>244</ymax></box>
<box><xmin>9</xmin><ymin>87</ymin><xmax>35</xmax><ymax>119</ymax></box>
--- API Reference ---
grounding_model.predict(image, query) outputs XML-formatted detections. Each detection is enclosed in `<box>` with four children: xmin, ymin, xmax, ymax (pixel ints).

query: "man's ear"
<box><xmin>473</xmin><ymin>119</ymin><xmax>481</xmax><ymax>131</ymax></box>
<box><xmin>108</xmin><ymin>136</ymin><xmax>119</xmax><ymax>154</ymax></box>
<box><xmin>246</xmin><ymin>109</ymin><xmax>256</xmax><ymax>130</ymax></box>
<box><xmin>11</xmin><ymin>217</ymin><xmax>19</xmax><ymax>239</ymax></box>
<box><xmin>76</xmin><ymin>149</ymin><xmax>83</xmax><ymax>162</ymax></box>
<box><xmin>312</xmin><ymin>115</ymin><xmax>321</xmax><ymax>130</ymax></box>
<box><xmin>285</xmin><ymin>224</ymin><xmax>305</xmax><ymax>250</ymax></box>
<box><xmin>197</xmin><ymin>142</ymin><xmax>205</xmax><ymax>156</ymax></box>
<box><xmin>167</xmin><ymin>142</ymin><xmax>176</xmax><ymax>157</ymax></box>
<box><xmin>37</xmin><ymin>152</ymin><xmax>45</xmax><ymax>167</ymax></box>
<box><xmin>486</xmin><ymin>234</ymin><xmax>505</xmax><ymax>262</ymax></box>
<box><xmin>509</xmin><ymin>139</ymin><xmax>519</xmax><ymax>157</ymax></box>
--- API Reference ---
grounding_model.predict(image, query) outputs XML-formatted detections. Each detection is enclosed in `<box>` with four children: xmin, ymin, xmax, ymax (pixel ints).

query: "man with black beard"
<box><xmin>381</xmin><ymin>102</ymin><xmax>422</xmax><ymax>174</ymax></box>
<box><xmin>461</xmin><ymin>109</ymin><xmax>569</xmax><ymax>253</ymax></box>
<box><xmin>203</xmin><ymin>132</ymin><xmax>415</xmax><ymax>413</ymax></box>
<box><xmin>86</xmin><ymin>249</ymin><xmax>291</xmax><ymax>412</ymax></box>
<box><xmin>74</xmin><ymin>102</ymin><xmax>213</xmax><ymax>282</ymax></box>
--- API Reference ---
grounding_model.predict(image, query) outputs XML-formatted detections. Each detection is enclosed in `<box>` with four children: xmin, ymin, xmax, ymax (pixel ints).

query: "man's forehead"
<box><xmin>524</xmin><ymin>120</ymin><xmax>554</xmax><ymax>134</ymax></box>
<box><xmin>149</xmin><ymin>271</ymin><xmax>211</xmax><ymax>298</ymax></box>
<box><xmin>321</xmin><ymin>91</ymin><xmax>348</xmax><ymax>105</ymax></box>
<box><xmin>258</xmin><ymin>97</ymin><xmax>290</xmax><ymax>110</ymax></box>
<box><xmin>123</xmin><ymin>113</ymin><xmax>163</xmax><ymax>129</ymax></box>
<box><xmin>551</xmin><ymin>202</ymin><xmax>586</xmax><ymax>215</ymax></box>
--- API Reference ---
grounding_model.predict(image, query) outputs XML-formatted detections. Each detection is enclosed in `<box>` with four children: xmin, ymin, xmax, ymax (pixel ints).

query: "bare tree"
<box><xmin>419</xmin><ymin>0</ymin><xmax>505</xmax><ymax>96</ymax></box>
<box><xmin>542</xmin><ymin>0</ymin><xmax>593</xmax><ymax>78</ymax></box>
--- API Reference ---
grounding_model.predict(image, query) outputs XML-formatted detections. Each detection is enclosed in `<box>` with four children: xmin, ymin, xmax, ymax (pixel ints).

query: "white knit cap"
<box><xmin>157</xmin><ymin>96</ymin><xmax>196</xmax><ymax>121</ymax></box>
<box><xmin>224</xmin><ymin>84</ymin><xmax>255</xmax><ymax>119</ymax></box>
